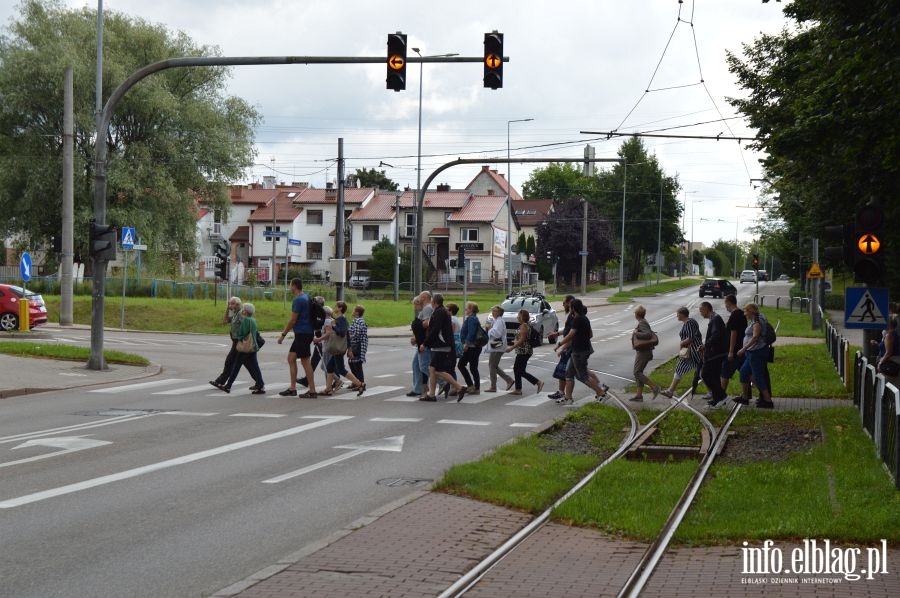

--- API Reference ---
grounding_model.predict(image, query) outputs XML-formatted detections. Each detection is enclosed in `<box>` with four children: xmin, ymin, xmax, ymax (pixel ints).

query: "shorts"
<box><xmin>289</xmin><ymin>333</ymin><xmax>314</xmax><ymax>358</ymax></box>
<box><xmin>565</xmin><ymin>350</ymin><xmax>591</xmax><ymax>383</ymax></box>
<box><xmin>720</xmin><ymin>353</ymin><xmax>745</xmax><ymax>379</ymax></box>
<box><xmin>553</xmin><ymin>351</ymin><xmax>571</xmax><ymax>380</ymax></box>
<box><xmin>430</xmin><ymin>350</ymin><xmax>455</xmax><ymax>374</ymax></box>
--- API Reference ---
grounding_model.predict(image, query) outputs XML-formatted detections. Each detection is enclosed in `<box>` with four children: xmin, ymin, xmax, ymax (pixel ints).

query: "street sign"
<box><xmin>844</xmin><ymin>287</ymin><xmax>889</xmax><ymax>329</ymax></box>
<box><xmin>578</xmin><ymin>250</ymin><xmax>589</xmax><ymax>256</ymax></box>
<box><xmin>121</xmin><ymin>226</ymin><xmax>135</xmax><ymax>249</ymax></box>
<box><xmin>133</xmin><ymin>244</ymin><xmax>148</xmax><ymax>251</ymax></box>
<box><xmin>857</xmin><ymin>233</ymin><xmax>880</xmax><ymax>255</ymax></box>
<box><xmin>288</xmin><ymin>238</ymin><xmax>301</xmax><ymax>246</ymax></box>
<box><xmin>20</xmin><ymin>252</ymin><xmax>32</xmax><ymax>282</ymax></box>
<box><xmin>458</xmin><ymin>242</ymin><xmax>481</xmax><ymax>250</ymax></box>
<box><xmin>265</xmin><ymin>231</ymin><xmax>288</xmax><ymax>239</ymax></box>
<box><xmin>807</xmin><ymin>262</ymin><xmax>825</xmax><ymax>279</ymax></box>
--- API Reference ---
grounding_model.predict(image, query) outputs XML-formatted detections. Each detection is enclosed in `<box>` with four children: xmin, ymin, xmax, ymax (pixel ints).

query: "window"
<box><xmin>362</xmin><ymin>225</ymin><xmax>379</xmax><ymax>241</ymax></box>
<box><xmin>461</xmin><ymin>228</ymin><xmax>478</xmax><ymax>242</ymax></box>
<box><xmin>264</xmin><ymin>225</ymin><xmax>281</xmax><ymax>240</ymax></box>
<box><xmin>426</xmin><ymin>243</ymin><xmax>436</xmax><ymax>256</ymax></box>
<box><xmin>444</xmin><ymin>211</ymin><xmax>453</xmax><ymax>224</ymax></box>
<box><xmin>403</xmin><ymin>212</ymin><xmax>416</xmax><ymax>238</ymax></box>
<box><xmin>307</xmin><ymin>242</ymin><xmax>323</xmax><ymax>260</ymax></box>
<box><xmin>308</xmin><ymin>210</ymin><xmax>323</xmax><ymax>225</ymax></box>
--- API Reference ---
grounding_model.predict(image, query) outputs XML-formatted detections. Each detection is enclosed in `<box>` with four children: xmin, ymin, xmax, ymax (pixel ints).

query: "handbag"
<box><xmin>632</xmin><ymin>332</ymin><xmax>659</xmax><ymax>351</ymax></box>
<box><xmin>880</xmin><ymin>359</ymin><xmax>900</xmax><ymax>377</ymax></box>
<box><xmin>236</xmin><ymin>335</ymin><xmax>255</xmax><ymax>353</ymax></box>
<box><xmin>678</xmin><ymin>346</ymin><xmax>690</xmax><ymax>359</ymax></box>
<box><xmin>325</xmin><ymin>332</ymin><xmax>348</xmax><ymax>356</ymax></box>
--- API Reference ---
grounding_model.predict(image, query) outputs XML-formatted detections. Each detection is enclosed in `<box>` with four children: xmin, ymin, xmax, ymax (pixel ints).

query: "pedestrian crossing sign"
<box><xmin>844</xmin><ymin>287</ymin><xmax>889</xmax><ymax>329</ymax></box>
<box><xmin>121</xmin><ymin>227</ymin><xmax>135</xmax><ymax>250</ymax></box>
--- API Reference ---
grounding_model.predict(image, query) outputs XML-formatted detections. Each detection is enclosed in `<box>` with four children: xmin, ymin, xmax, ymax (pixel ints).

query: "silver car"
<box><xmin>739</xmin><ymin>270</ymin><xmax>757</xmax><ymax>283</ymax></box>
<box><xmin>486</xmin><ymin>294</ymin><xmax>559</xmax><ymax>345</ymax></box>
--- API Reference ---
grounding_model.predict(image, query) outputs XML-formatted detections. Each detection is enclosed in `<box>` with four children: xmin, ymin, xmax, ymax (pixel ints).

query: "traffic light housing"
<box><xmin>483</xmin><ymin>31</ymin><xmax>503</xmax><ymax>89</ymax></box>
<box><xmin>386</xmin><ymin>32</ymin><xmax>407</xmax><ymax>92</ymax></box>
<box><xmin>853</xmin><ymin>203</ymin><xmax>884</xmax><ymax>285</ymax></box>
<box><xmin>752</xmin><ymin>254</ymin><xmax>760</xmax><ymax>269</ymax></box>
<box><xmin>89</xmin><ymin>219</ymin><xmax>117</xmax><ymax>260</ymax></box>
<box><xmin>822</xmin><ymin>223</ymin><xmax>853</xmax><ymax>270</ymax></box>
<box><xmin>215</xmin><ymin>240</ymin><xmax>230</xmax><ymax>280</ymax></box>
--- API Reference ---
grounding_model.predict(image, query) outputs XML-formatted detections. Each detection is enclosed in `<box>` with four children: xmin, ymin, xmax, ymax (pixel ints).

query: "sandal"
<box><xmin>357</xmin><ymin>383</ymin><xmax>366</xmax><ymax>397</ymax></box>
<box><xmin>320</xmin><ymin>390</ymin><xmax>333</xmax><ymax>396</ymax></box>
<box><xmin>298</xmin><ymin>391</ymin><xmax>318</xmax><ymax>399</ymax></box>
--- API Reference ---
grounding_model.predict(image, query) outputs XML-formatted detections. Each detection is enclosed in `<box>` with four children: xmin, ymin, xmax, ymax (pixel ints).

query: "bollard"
<box><xmin>19</xmin><ymin>298</ymin><xmax>30</xmax><ymax>332</ymax></box>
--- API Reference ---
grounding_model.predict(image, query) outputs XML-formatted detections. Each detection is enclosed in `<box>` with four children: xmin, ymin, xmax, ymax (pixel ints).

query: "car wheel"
<box><xmin>0</xmin><ymin>311</ymin><xmax>19</xmax><ymax>331</ymax></box>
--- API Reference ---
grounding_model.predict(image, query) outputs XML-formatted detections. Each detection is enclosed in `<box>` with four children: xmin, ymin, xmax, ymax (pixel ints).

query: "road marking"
<box><xmin>59</xmin><ymin>372</ymin><xmax>88</xmax><ymax>377</ymax></box>
<box><xmin>373</xmin><ymin>374</ymin><xmax>395</xmax><ymax>379</ymax></box>
<box><xmin>510</xmin><ymin>423</ymin><xmax>541</xmax><ymax>428</ymax></box>
<box><xmin>505</xmin><ymin>395</ymin><xmax>552</xmax><ymax>407</ymax></box>
<box><xmin>0</xmin><ymin>415</ymin><xmax>352</xmax><ymax>509</ymax></box>
<box><xmin>437</xmin><ymin>419</ymin><xmax>491</xmax><ymax>426</ymax></box>
<box><xmin>0</xmin><ymin>414</ymin><xmax>154</xmax><ymax>445</ymax></box>
<box><xmin>262</xmin><ymin>435</ymin><xmax>404</xmax><ymax>484</ymax></box>
<box><xmin>89</xmin><ymin>379</ymin><xmax>189</xmax><ymax>393</ymax></box>
<box><xmin>159</xmin><ymin>411</ymin><xmax>218</xmax><ymax>417</ymax></box>
<box><xmin>369</xmin><ymin>417</ymin><xmax>422</xmax><ymax>423</ymax></box>
<box><xmin>230</xmin><ymin>413</ymin><xmax>286</xmax><ymax>418</ymax></box>
<box><xmin>1</xmin><ymin>437</ymin><xmax>112</xmax><ymax>469</ymax></box>
<box><xmin>457</xmin><ymin>393</ymin><xmax>495</xmax><ymax>404</ymax></box>
<box><xmin>384</xmin><ymin>393</ymin><xmax>423</xmax><ymax>402</ymax></box>
<box><xmin>154</xmin><ymin>383</ymin><xmax>220</xmax><ymax>395</ymax></box>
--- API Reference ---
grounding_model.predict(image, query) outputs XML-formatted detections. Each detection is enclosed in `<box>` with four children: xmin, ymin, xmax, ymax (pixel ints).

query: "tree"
<box><xmin>347</xmin><ymin>168</ymin><xmax>398</xmax><ymax>191</ymax></box>
<box><xmin>536</xmin><ymin>199</ymin><xmax>615</xmax><ymax>286</ymax></box>
<box><xmin>726</xmin><ymin>0</ymin><xmax>900</xmax><ymax>292</ymax></box>
<box><xmin>0</xmin><ymin>0</ymin><xmax>260</xmax><ymax>270</ymax></box>
<box><xmin>522</xmin><ymin>162</ymin><xmax>597</xmax><ymax>201</ymax></box>
<box><xmin>368</xmin><ymin>236</ymin><xmax>411</xmax><ymax>286</ymax></box>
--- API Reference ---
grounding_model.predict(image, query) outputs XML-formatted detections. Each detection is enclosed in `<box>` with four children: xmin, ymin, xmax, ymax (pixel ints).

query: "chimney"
<box><xmin>263</xmin><ymin>175</ymin><xmax>276</xmax><ymax>189</ymax></box>
<box><xmin>436</xmin><ymin>183</ymin><xmax>451</xmax><ymax>192</ymax></box>
<box><xmin>325</xmin><ymin>181</ymin><xmax>334</xmax><ymax>189</ymax></box>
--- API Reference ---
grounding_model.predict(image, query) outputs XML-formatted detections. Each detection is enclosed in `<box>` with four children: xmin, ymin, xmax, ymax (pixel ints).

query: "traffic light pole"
<box><xmin>87</xmin><ymin>53</ymin><xmax>490</xmax><ymax>370</ymax></box>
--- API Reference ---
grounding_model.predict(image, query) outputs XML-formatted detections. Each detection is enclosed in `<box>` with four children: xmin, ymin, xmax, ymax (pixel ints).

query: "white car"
<box><xmin>485</xmin><ymin>293</ymin><xmax>559</xmax><ymax>345</ymax></box>
<box><xmin>739</xmin><ymin>270</ymin><xmax>757</xmax><ymax>283</ymax></box>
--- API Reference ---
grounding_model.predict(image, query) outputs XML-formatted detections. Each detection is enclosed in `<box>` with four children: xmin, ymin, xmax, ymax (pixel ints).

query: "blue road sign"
<box><xmin>121</xmin><ymin>226</ymin><xmax>135</xmax><ymax>249</ymax></box>
<box><xmin>288</xmin><ymin>238</ymin><xmax>301</xmax><ymax>246</ymax></box>
<box><xmin>20</xmin><ymin>252</ymin><xmax>32</xmax><ymax>282</ymax></box>
<box><xmin>844</xmin><ymin>287</ymin><xmax>889</xmax><ymax>329</ymax></box>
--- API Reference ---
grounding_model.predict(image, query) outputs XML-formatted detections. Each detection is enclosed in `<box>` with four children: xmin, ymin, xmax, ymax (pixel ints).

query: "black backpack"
<box><xmin>473</xmin><ymin>324</ymin><xmax>489</xmax><ymax>348</ymax></box>
<box><xmin>528</xmin><ymin>324</ymin><xmax>541</xmax><ymax>346</ymax></box>
<box><xmin>761</xmin><ymin>314</ymin><xmax>776</xmax><ymax>345</ymax></box>
<box><xmin>310</xmin><ymin>299</ymin><xmax>326</xmax><ymax>332</ymax></box>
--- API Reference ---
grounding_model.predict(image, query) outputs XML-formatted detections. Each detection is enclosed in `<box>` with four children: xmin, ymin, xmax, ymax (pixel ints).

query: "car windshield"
<box><xmin>501</xmin><ymin>299</ymin><xmax>541</xmax><ymax>314</ymax></box>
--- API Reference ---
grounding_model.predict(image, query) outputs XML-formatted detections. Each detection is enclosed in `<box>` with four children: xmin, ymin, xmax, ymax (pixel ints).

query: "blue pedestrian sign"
<box><xmin>844</xmin><ymin>287</ymin><xmax>889</xmax><ymax>329</ymax></box>
<box><xmin>121</xmin><ymin>227</ymin><xmax>135</xmax><ymax>250</ymax></box>
<box><xmin>20</xmin><ymin>252</ymin><xmax>32</xmax><ymax>282</ymax></box>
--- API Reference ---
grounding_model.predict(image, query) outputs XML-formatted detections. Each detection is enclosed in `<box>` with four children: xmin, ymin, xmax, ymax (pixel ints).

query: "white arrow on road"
<box><xmin>262</xmin><ymin>435</ymin><xmax>405</xmax><ymax>484</ymax></box>
<box><xmin>1</xmin><ymin>436</ymin><xmax>112</xmax><ymax>469</ymax></box>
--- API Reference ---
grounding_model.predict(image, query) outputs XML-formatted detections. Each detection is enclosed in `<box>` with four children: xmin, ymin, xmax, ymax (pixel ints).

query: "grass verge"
<box><xmin>0</xmin><ymin>341</ymin><xmax>149</xmax><ymax>366</ymax></box>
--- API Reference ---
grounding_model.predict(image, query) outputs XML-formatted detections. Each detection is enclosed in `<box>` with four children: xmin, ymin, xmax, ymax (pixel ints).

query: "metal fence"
<box><xmin>824</xmin><ymin>319</ymin><xmax>852</xmax><ymax>385</ymax></box>
<box><xmin>853</xmin><ymin>353</ymin><xmax>900</xmax><ymax>489</ymax></box>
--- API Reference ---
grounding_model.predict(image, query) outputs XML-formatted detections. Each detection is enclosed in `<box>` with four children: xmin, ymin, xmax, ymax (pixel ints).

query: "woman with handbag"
<box><xmin>217</xmin><ymin>303</ymin><xmax>265</xmax><ymax>394</ymax></box>
<box><xmin>630</xmin><ymin>304</ymin><xmax>661</xmax><ymax>402</ymax></box>
<box><xmin>315</xmin><ymin>301</ymin><xmax>364</xmax><ymax>396</ymax></box>
<box><xmin>484</xmin><ymin>305</ymin><xmax>514</xmax><ymax>392</ymax></box>
<box><xmin>504</xmin><ymin>309</ymin><xmax>544</xmax><ymax>396</ymax></box>
<box><xmin>660</xmin><ymin>306</ymin><xmax>703</xmax><ymax>398</ymax></box>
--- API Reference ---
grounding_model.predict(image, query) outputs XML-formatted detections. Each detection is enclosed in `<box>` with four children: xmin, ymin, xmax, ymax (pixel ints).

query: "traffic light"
<box><xmin>752</xmin><ymin>254</ymin><xmax>760</xmax><ymax>269</ymax></box>
<box><xmin>822</xmin><ymin>223</ymin><xmax>853</xmax><ymax>270</ymax></box>
<box><xmin>215</xmin><ymin>240</ymin><xmax>229</xmax><ymax>280</ymax></box>
<box><xmin>483</xmin><ymin>31</ymin><xmax>503</xmax><ymax>89</ymax></box>
<box><xmin>89</xmin><ymin>219</ymin><xmax>117</xmax><ymax>260</ymax></box>
<box><xmin>853</xmin><ymin>203</ymin><xmax>884</xmax><ymax>285</ymax></box>
<box><xmin>52</xmin><ymin>235</ymin><xmax>62</xmax><ymax>254</ymax></box>
<box><xmin>386</xmin><ymin>32</ymin><xmax>407</xmax><ymax>92</ymax></box>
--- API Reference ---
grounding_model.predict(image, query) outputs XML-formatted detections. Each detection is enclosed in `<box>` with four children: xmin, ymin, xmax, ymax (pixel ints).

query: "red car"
<box><xmin>0</xmin><ymin>283</ymin><xmax>48</xmax><ymax>331</ymax></box>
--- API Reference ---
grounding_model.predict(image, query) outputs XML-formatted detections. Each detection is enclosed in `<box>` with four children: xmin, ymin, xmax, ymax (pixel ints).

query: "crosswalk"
<box><xmin>87</xmin><ymin>377</ymin><xmax>595</xmax><ymax>407</ymax></box>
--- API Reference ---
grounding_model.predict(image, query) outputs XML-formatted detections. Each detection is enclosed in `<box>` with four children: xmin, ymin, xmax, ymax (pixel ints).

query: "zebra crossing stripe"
<box><xmin>90</xmin><ymin>379</ymin><xmax>190</xmax><ymax>393</ymax></box>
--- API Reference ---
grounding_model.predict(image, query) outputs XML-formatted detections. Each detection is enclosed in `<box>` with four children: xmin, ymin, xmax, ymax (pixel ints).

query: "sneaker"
<box><xmin>536</xmin><ymin>381</ymin><xmax>545</xmax><ymax>394</ymax></box>
<box><xmin>660</xmin><ymin>389</ymin><xmax>673</xmax><ymax>398</ymax></box>
<box><xmin>251</xmin><ymin>388</ymin><xmax>266</xmax><ymax>395</ymax></box>
<box><xmin>278</xmin><ymin>388</ymin><xmax>297</xmax><ymax>397</ymax></box>
<box><xmin>555</xmin><ymin>396</ymin><xmax>573</xmax><ymax>405</ymax></box>
<box><xmin>249</xmin><ymin>385</ymin><xmax>260</xmax><ymax>391</ymax></box>
<box><xmin>548</xmin><ymin>391</ymin><xmax>563</xmax><ymax>400</ymax></box>
<box><xmin>298</xmin><ymin>391</ymin><xmax>318</xmax><ymax>399</ymax></box>
<box><xmin>732</xmin><ymin>396</ymin><xmax>750</xmax><ymax>405</ymax></box>
<box><xmin>466</xmin><ymin>385</ymin><xmax>477</xmax><ymax>393</ymax></box>
<box><xmin>217</xmin><ymin>384</ymin><xmax>230</xmax><ymax>394</ymax></box>
<box><xmin>209</xmin><ymin>380</ymin><xmax>220</xmax><ymax>388</ymax></box>
<box><xmin>629</xmin><ymin>396</ymin><xmax>644</xmax><ymax>402</ymax></box>
<box><xmin>707</xmin><ymin>397</ymin><xmax>725</xmax><ymax>408</ymax></box>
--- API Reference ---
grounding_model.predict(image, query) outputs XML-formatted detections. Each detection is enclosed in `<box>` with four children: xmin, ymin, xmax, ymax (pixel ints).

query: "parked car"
<box><xmin>485</xmin><ymin>292</ymin><xmax>559</xmax><ymax>345</ymax></box>
<box><xmin>0</xmin><ymin>283</ymin><xmax>48</xmax><ymax>331</ymax></box>
<box><xmin>739</xmin><ymin>270</ymin><xmax>757</xmax><ymax>284</ymax></box>
<box><xmin>757</xmin><ymin>269</ymin><xmax>769</xmax><ymax>281</ymax></box>
<box><xmin>777</xmin><ymin>274</ymin><xmax>790</xmax><ymax>281</ymax></box>
<box><xmin>698</xmin><ymin>278</ymin><xmax>737</xmax><ymax>298</ymax></box>
<box><xmin>348</xmin><ymin>269</ymin><xmax>370</xmax><ymax>290</ymax></box>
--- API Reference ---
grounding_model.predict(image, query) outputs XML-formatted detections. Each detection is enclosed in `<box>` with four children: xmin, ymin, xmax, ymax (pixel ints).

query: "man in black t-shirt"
<box><xmin>554</xmin><ymin>298</ymin><xmax>609</xmax><ymax>405</ymax></box>
<box><xmin>720</xmin><ymin>294</ymin><xmax>748</xmax><ymax>401</ymax></box>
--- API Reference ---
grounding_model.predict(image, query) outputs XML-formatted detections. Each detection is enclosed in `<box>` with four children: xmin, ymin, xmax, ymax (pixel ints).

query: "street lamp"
<box><xmin>412</xmin><ymin>48</ymin><xmax>458</xmax><ymax>294</ymax></box>
<box><xmin>507</xmin><ymin>117</ymin><xmax>533</xmax><ymax>295</ymax></box>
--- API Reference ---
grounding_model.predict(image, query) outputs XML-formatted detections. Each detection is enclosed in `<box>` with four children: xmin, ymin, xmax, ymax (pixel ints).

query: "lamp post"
<box><xmin>507</xmin><ymin>117</ymin><xmax>533</xmax><ymax>295</ymax></box>
<box><xmin>412</xmin><ymin>49</ymin><xmax>458</xmax><ymax>295</ymax></box>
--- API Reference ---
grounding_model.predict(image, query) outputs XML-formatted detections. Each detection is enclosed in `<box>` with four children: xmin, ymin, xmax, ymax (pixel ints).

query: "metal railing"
<box><xmin>753</xmin><ymin>293</ymin><xmax>809</xmax><ymax>312</ymax></box>
<box><xmin>852</xmin><ymin>352</ymin><xmax>900</xmax><ymax>489</ymax></box>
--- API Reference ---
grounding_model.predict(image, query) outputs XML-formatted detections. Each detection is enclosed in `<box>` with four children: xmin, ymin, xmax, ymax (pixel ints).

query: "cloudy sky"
<box><xmin>1</xmin><ymin>0</ymin><xmax>792</xmax><ymax>247</ymax></box>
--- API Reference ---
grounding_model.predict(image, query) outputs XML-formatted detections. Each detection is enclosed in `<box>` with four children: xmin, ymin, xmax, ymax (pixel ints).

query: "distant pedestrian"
<box><xmin>660</xmin><ymin>306</ymin><xmax>702</xmax><ymax>398</ymax></box>
<box><xmin>347</xmin><ymin>304</ymin><xmax>369</xmax><ymax>393</ymax></box>
<box><xmin>630</xmin><ymin>304</ymin><xmax>661</xmax><ymax>402</ymax></box>
<box><xmin>555</xmin><ymin>298</ymin><xmax>608</xmax><ymax>404</ymax></box>
<box><xmin>457</xmin><ymin>302</ymin><xmax>482</xmax><ymax>394</ymax></box>
<box><xmin>547</xmin><ymin>295</ymin><xmax>576</xmax><ymax>401</ymax></box>
<box><xmin>217</xmin><ymin>302</ymin><xmax>265</xmax><ymax>394</ymax></box>
<box><xmin>698</xmin><ymin>301</ymin><xmax>729</xmax><ymax>407</ymax></box>
<box><xmin>315</xmin><ymin>300</ymin><xmax>363</xmax><ymax>396</ymax></box>
<box><xmin>719</xmin><ymin>294</ymin><xmax>747</xmax><ymax>400</ymax></box>
<box><xmin>210</xmin><ymin>296</ymin><xmax>243</xmax><ymax>388</ymax></box>
<box><xmin>505</xmin><ymin>308</ymin><xmax>544</xmax><ymax>396</ymax></box>
<box><xmin>422</xmin><ymin>293</ymin><xmax>467</xmax><ymax>402</ymax></box>
<box><xmin>736</xmin><ymin>302</ymin><xmax>774</xmax><ymax>408</ymax></box>
<box><xmin>276</xmin><ymin>278</ymin><xmax>317</xmax><ymax>398</ymax></box>
<box><xmin>484</xmin><ymin>305</ymin><xmax>514</xmax><ymax>392</ymax></box>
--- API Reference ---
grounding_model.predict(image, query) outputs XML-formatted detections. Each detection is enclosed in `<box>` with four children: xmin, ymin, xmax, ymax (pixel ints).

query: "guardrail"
<box><xmin>824</xmin><ymin>319</ymin><xmax>852</xmax><ymax>386</ymax></box>
<box><xmin>753</xmin><ymin>293</ymin><xmax>809</xmax><ymax>312</ymax></box>
<box><xmin>853</xmin><ymin>352</ymin><xmax>900</xmax><ymax>489</ymax></box>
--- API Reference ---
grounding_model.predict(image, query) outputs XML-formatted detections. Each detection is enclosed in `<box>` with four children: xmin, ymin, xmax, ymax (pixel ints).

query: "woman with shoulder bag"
<box><xmin>630</xmin><ymin>304</ymin><xmax>661</xmax><ymax>402</ymax></box>
<box><xmin>484</xmin><ymin>305</ymin><xmax>514</xmax><ymax>392</ymax></box>
<box><xmin>217</xmin><ymin>303</ymin><xmax>265</xmax><ymax>394</ymax></box>
<box><xmin>660</xmin><ymin>306</ymin><xmax>702</xmax><ymax>398</ymax></box>
<box><xmin>504</xmin><ymin>309</ymin><xmax>543</xmax><ymax>396</ymax></box>
<box><xmin>316</xmin><ymin>301</ymin><xmax>363</xmax><ymax>396</ymax></box>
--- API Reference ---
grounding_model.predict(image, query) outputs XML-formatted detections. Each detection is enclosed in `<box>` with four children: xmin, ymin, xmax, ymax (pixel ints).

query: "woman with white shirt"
<box><xmin>484</xmin><ymin>305</ymin><xmax>514</xmax><ymax>392</ymax></box>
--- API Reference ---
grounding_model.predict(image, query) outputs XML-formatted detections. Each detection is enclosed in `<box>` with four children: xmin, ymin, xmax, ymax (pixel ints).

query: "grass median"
<box><xmin>0</xmin><ymin>341</ymin><xmax>149</xmax><ymax>366</ymax></box>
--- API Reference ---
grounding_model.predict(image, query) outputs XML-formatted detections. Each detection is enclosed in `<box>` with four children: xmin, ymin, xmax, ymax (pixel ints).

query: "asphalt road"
<box><xmin>0</xmin><ymin>281</ymin><xmax>778</xmax><ymax>597</ymax></box>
